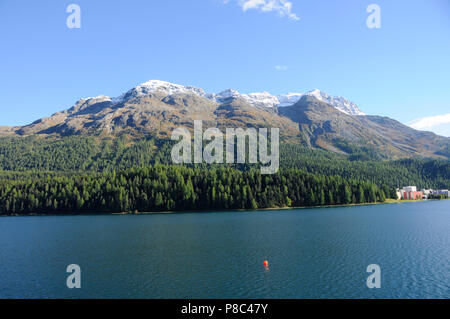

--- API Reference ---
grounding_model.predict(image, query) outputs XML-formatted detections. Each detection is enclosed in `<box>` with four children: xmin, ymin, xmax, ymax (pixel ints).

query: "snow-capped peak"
<box><xmin>109</xmin><ymin>80</ymin><xmax>364</xmax><ymax>115</ymax></box>
<box><xmin>303</xmin><ymin>89</ymin><xmax>364</xmax><ymax>115</ymax></box>
<box><xmin>307</xmin><ymin>88</ymin><xmax>324</xmax><ymax>99</ymax></box>
<box><xmin>275</xmin><ymin>89</ymin><xmax>364</xmax><ymax>115</ymax></box>
<box><xmin>113</xmin><ymin>80</ymin><xmax>207</xmax><ymax>103</ymax></box>
<box><xmin>209</xmin><ymin>88</ymin><xmax>363</xmax><ymax>115</ymax></box>
<box><xmin>212</xmin><ymin>89</ymin><xmax>241</xmax><ymax>101</ymax></box>
<box><xmin>137</xmin><ymin>80</ymin><xmax>207</xmax><ymax>97</ymax></box>
<box><xmin>246</xmin><ymin>92</ymin><xmax>280</xmax><ymax>108</ymax></box>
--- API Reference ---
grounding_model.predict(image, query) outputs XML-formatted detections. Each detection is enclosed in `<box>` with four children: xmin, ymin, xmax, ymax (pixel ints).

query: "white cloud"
<box><xmin>234</xmin><ymin>0</ymin><xmax>300</xmax><ymax>20</ymax></box>
<box><xmin>409</xmin><ymin>113</ymin><xmax>450</xmax><ymax>137</ymax></box>
<box><xmin>275</xmin><ymin>65</ymin><xmax>288</xmax><ymax>71</ymax></box>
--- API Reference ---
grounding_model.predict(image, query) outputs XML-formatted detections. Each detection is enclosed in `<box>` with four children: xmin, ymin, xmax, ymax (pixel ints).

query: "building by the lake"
<box><xmin>399</xmin><ymin>186</ymin><xmax>423</xmax><ymax>200</ymax></box>
<box><xmin>397</xmin><ymin>187</ymin><xmax>450</xmax><ymax>200</ymax></box>
<box><xmin>432</xmin><ymin>189</ymin><xmax>450</xmax><ymax>198</ymax></box>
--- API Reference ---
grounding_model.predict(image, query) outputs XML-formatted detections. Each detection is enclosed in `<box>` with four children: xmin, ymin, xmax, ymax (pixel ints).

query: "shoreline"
<box><xmin>1</xmin><ymin>198</ymin><xmax>448</xmax><ymax>217</ymax></box>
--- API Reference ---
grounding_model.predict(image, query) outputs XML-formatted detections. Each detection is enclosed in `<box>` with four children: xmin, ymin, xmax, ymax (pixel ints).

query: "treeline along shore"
<box><xmin>0</xmin><ymin>165</ymin><xmax>395</xmax><ymax>215</ymax></box>
<box><xmin>0</xmin><ymin>136</ymin><xmax>448</xmax><ymax>215</ymax></box>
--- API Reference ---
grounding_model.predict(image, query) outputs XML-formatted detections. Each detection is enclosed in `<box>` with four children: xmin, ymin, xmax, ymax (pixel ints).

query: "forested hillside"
<box><xmin>280</xmin><ymin>144</ymin><xmax>450</xmax><ymax>189</ymax></box>
<box><xmin>1</xmin><ymin>136</ymin><xmax>449</xmax><ymax>188</ymax></box>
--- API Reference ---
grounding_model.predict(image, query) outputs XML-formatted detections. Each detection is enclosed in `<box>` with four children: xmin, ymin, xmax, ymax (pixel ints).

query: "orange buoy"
<box><xmin>263</xmin><ymin>260</ymin><xmax>269</xmax><ymax>267</ymax></box>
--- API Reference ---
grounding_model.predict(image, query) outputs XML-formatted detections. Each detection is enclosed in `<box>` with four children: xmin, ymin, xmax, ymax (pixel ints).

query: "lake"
<box><xmin>0</xmin><ymin>200</ymin><xmax>449</xmax><ymax>298</ymax></box>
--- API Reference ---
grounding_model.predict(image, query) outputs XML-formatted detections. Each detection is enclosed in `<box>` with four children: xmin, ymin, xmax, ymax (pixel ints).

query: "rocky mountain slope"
<box><xmin>279</xmin><ymin>96</ymin><xmax>450</xmax><ymax>159</ymax></box>
<box><xmin>1</xmin><ymin>80</ymin><xmax>449</xmax><ymax>160</ymax></box>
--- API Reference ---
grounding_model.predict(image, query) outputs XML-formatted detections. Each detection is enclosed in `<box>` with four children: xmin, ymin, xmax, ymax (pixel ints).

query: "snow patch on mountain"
<box><xmin>77</xmin><ymin>95</ymin><xmax>112</xmax><ymax>103</ymax></box>
<box><xmin>277</xmin><ymin>93</ymin><xmax>305</xmax><ymax>107</ymax></box>
<box><xmin>208</xmin><ymin>89</ymin><xmax>280</xmax><ymax>108</ymax></box>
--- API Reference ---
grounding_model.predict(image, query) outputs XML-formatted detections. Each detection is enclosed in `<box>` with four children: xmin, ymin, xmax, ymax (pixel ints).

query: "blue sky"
<box><xmin>0</xmin><ymin>0</ymin><xmax>449</xmax><ymax>135</ymax></box>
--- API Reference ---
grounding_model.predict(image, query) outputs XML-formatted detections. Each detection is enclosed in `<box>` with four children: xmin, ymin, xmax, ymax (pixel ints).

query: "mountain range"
<box><xmin>1</xmin><ymin>80</ymin><xmax>449</xmax><ymax>160</ymax></box>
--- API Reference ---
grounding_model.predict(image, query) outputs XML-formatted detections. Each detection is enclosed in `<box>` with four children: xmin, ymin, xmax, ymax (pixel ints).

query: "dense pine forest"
<box><xmin>1</xmin><ymin>136</ymin><xmax>449</xmax><ymax>187</ymax></box>
<box><xmin>0</xmin><ymin>135</ymin><xmax>448</xmax><ymax>215</ymax></box>
<box><xmin>0</xmin><ymin>165</ymin><xmax>394</xmax><ymax>215</ymax></box>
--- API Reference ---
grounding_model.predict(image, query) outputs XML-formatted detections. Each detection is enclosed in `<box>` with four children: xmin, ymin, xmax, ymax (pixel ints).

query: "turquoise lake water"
<box><xmin>0</xmin><ymin>200</ymin><xmax>449</xmax><ymax>298</ymax></box>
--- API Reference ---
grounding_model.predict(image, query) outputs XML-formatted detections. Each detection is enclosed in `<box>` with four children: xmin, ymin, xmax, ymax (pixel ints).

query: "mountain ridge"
<box><xmin>56</xmin><ymin>80</ymin><xmax>366</xmax><ymax>115</ymax></box>
<box><xmin>1</xmin><ymin>80</ymin><xmax>449</xmax><ymax>160</ymax></box>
